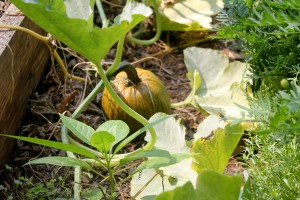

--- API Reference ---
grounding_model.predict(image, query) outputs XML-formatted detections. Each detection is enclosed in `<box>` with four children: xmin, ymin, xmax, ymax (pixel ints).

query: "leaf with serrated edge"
<box><xmin>196</xmin><ymin>170</ymin><xmax>243</xmax><ymax>199</ymax></box>
<box><xmin>60</xmin><ymin>114</ymin><xmax>94</xmax><ymax>145</ymax></box>
<box><xmin>155</xmin><ymin>170</ymin><xmax>243</xmax><ymax>200</ymax></box>
<box><xmin>191</xmin><ymin>122</ymin><xmax>244</xmax><ymax>173</ymax></box>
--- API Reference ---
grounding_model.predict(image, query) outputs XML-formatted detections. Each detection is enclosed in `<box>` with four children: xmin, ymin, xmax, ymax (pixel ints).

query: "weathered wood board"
<box><xmin>0</xmin><ymin>4</ymin><xmax>50</xmax><ymax>168</ymax></box>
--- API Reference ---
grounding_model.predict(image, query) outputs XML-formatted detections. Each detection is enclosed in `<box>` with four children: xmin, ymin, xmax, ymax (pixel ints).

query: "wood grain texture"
<box><xmin>0</xmin><ymin>4</ymin><xmax>50</xmax><ymax>168</ymax></box>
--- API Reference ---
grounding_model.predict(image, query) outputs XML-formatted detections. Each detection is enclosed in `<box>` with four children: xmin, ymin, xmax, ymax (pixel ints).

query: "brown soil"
<box><xmin>0</xmin><ymin>3</ymin><xmax>245</xmax><ymax>199</ymax></box>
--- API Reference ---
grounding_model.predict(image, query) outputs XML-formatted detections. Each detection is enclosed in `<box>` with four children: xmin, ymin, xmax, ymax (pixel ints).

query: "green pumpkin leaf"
<box><xmin>196</xmin><ymin>170</ymin><xmax>243</xmax><ymax>199</ymax></box>
<box><xmin>155</xmin><ymin>170</ymin><xmax>243</xmax><ymax>200</ymax></box>
<box><xmin>60</xmin><ymin>114</ymin><xmax>95</xmax><ymax>145</ymax></box>
<box><xmin>11</xmin><ymin>0</ymin><xmax>152</xmax><ymax>63</ymax></box>
<box><xmin>191</xmin><ymin>122</ymin><xmax>244</xmax><ymax>173</ymax></box>
<box><xmin>96</xmin><ymin>120</ymin><xmax>129</xmax><ymax>147</ymax></box>
<box><xmin>90</xmin><ymin>131</ymin><xmax>115</xmax><ymax>152</ymax></box>
<box><xmin>154</xmin><ymin>181</ymin><xmax>196</xmax><ymax>200</ymax></box>
<box><xmin>25</xmin><ymin>156</ymin><xmax>93</xmax><ymax>170</ymax></box>
<box><xmin>0</xmin><ymin>134</ymin><xmax>96</xmax><ymax>159</ymax></box>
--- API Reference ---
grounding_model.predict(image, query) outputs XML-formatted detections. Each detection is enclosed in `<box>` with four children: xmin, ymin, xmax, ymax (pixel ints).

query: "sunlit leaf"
<box><xmin>60</xmin><ymin>114</ymin><xmax>94</xmax><ymax>145</ymax></box>
<box><xmin>154</xmin><ymin>180</ymin><xmax>196</xmax><ymax>200</ymax></box>
<box><xmin>191</xmin><ymin>123</ymin><xmax>244</xmax><ymax>173</ymax></box>
<box><xmin>90</xmin><ymin>131</ymin><xmax>115</xmax><ymax>152</ymax></box>
<box><xmin>155</xmin><ymin>170</ymin><xmax>243</xmax><ymax>200</ymax></box>
<box><xmin>196</xmin><ymin>170</ymin><xmax>243</xmax><ymax>199</ymax></box>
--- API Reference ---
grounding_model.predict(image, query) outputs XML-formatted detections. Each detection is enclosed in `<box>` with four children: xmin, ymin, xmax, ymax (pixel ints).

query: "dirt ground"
<box><xmin>0</xmin><ymin>2</ymin><xmax>245</xmax><ymax>199</ymax></box>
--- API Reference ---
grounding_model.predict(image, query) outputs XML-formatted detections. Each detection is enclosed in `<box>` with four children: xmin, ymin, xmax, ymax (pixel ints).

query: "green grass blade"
<box><xmin>0</xmin><ymin>134</ymin><xmax>96</xmax><ymax>159</ymax></box>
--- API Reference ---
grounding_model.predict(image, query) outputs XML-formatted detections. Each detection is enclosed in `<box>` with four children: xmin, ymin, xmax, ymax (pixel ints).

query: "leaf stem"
<box><xmin>95</xmin><ymin>0</ymin><xmax>110</xmax><ymax>28</ymax></box>
<box><xmin>126</xmin><ymin>1</ymin><xmax>162</xmax><ymax>45</ymax></box>
<box><xmin>0</xmin><ymin>24</ymin><xmax>86</xmax><ymax>82</ymax></box>
<box><xmin>113</xmin><ymin>62</ymin><xmax>141</xmax><ymax>85</ymax></box>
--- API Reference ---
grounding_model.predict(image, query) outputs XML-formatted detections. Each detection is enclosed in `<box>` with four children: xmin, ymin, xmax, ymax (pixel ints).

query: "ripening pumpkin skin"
<box><xmin>101</xmin><ymin>68</ymin><xmax>171</xmax><ymax>133</ymax></box>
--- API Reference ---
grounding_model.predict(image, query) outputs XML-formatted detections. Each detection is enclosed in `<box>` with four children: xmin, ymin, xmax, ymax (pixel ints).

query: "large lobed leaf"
<box><xmin>191</xmin><ymin>116</ymin><xmax>244</xmax><ymax>173</ymax></box>
<box><xmin>157</xmin><ymin>0</ymin><xmax>224</xmax><ymax>31</ymax></box>
<box><xmin>130</xmin><ymin>113</ymin><xmax>197</xmax><ymax>199</ymax></box>
<box><xmin>11</xmin><ymin>0</ymin><xmax>152</xmax><ymax>63</ymax></box>
<box><xmin>184</xmin><ymin>47</ymin><xmax>250</xmax><ymax>118</ymax></box>
<box><xmin>130</xmin><ymin>114</ymin><xmax>245</xmax><ymax>199</ymax></box>
<box><xmin>155</xmin><ymin>170</ymin><xmax>243</xmax><ymax>200</ymax></box>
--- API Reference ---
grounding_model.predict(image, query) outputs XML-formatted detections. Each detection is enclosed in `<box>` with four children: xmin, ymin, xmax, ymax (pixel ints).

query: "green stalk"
<box><xmin>126</xmin><ymin>1</ymin><xmax>162</xmax><ymax>45</ymax></box>
<box><xmin>60</xmin><ymin>33</ymin><xmax>125</xmax><ymax>199</ymax></box>
<box><xmin>0</xmin><ymin>24</ymin><xmax>86</xmax><ymax>82</ymax></box>
<box><xmin>95</xmin><ymin>0</ymin><xmax>110</xmax><ymax>28</ymax></box>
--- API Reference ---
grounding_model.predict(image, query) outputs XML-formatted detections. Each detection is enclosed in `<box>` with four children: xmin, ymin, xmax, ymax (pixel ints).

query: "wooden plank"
<box><xmin>0</xmin><ymin>4</ymin><xmax>50</xmax><ymax>168</ymax></box>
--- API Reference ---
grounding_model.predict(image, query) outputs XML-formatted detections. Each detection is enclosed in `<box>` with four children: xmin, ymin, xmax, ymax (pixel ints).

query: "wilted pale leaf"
<box><xmin>131</xmin><ymin>113</ymin><xmax>197</xmax><ymax>199</ymax></box>
<box><xmin>144</xmin><ymin>113</ymin><xmax>188</xmax><ymax>153</ymax></box>
<box><xmin>119</xmin><ymin>1</ymin><xmax>152</xmax><ymax>23</ymax></box>
<box><xmin>184</xmin><ymin>47</ymin><xmax>250</xmax><ymax>118</ymax></box>
<box><xmin>193</xmin><ymin>115</ymin><xmax>225</xmax><ymax>139</ymax></box>
<box><xmin>158</xmin><ymin>0</ymin><xmax>224</xmax><ymax>30</ymax></box>
<box><xmin>64</xmin><ymin>0</ymin><xmax>93</xmax><ymax>22</ymax></box>
<box><xmin>131</xmin><ymin>159</ymin><xmax>197</xmax><ymax>200</ymax></box>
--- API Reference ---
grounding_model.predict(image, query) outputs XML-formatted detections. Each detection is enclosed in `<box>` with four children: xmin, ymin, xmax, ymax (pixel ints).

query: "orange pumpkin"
<box><xmin>101</xmin><ymin>62</ymin><xmax>171</xmax><ymax>133</ymax></box>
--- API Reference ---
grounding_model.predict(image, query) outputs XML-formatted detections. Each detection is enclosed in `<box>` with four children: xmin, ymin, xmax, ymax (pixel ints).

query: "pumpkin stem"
<box><xmin>114</xmin><ymin>62</ymin><xmax>141</xmax><ymax>86</ymax></box>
